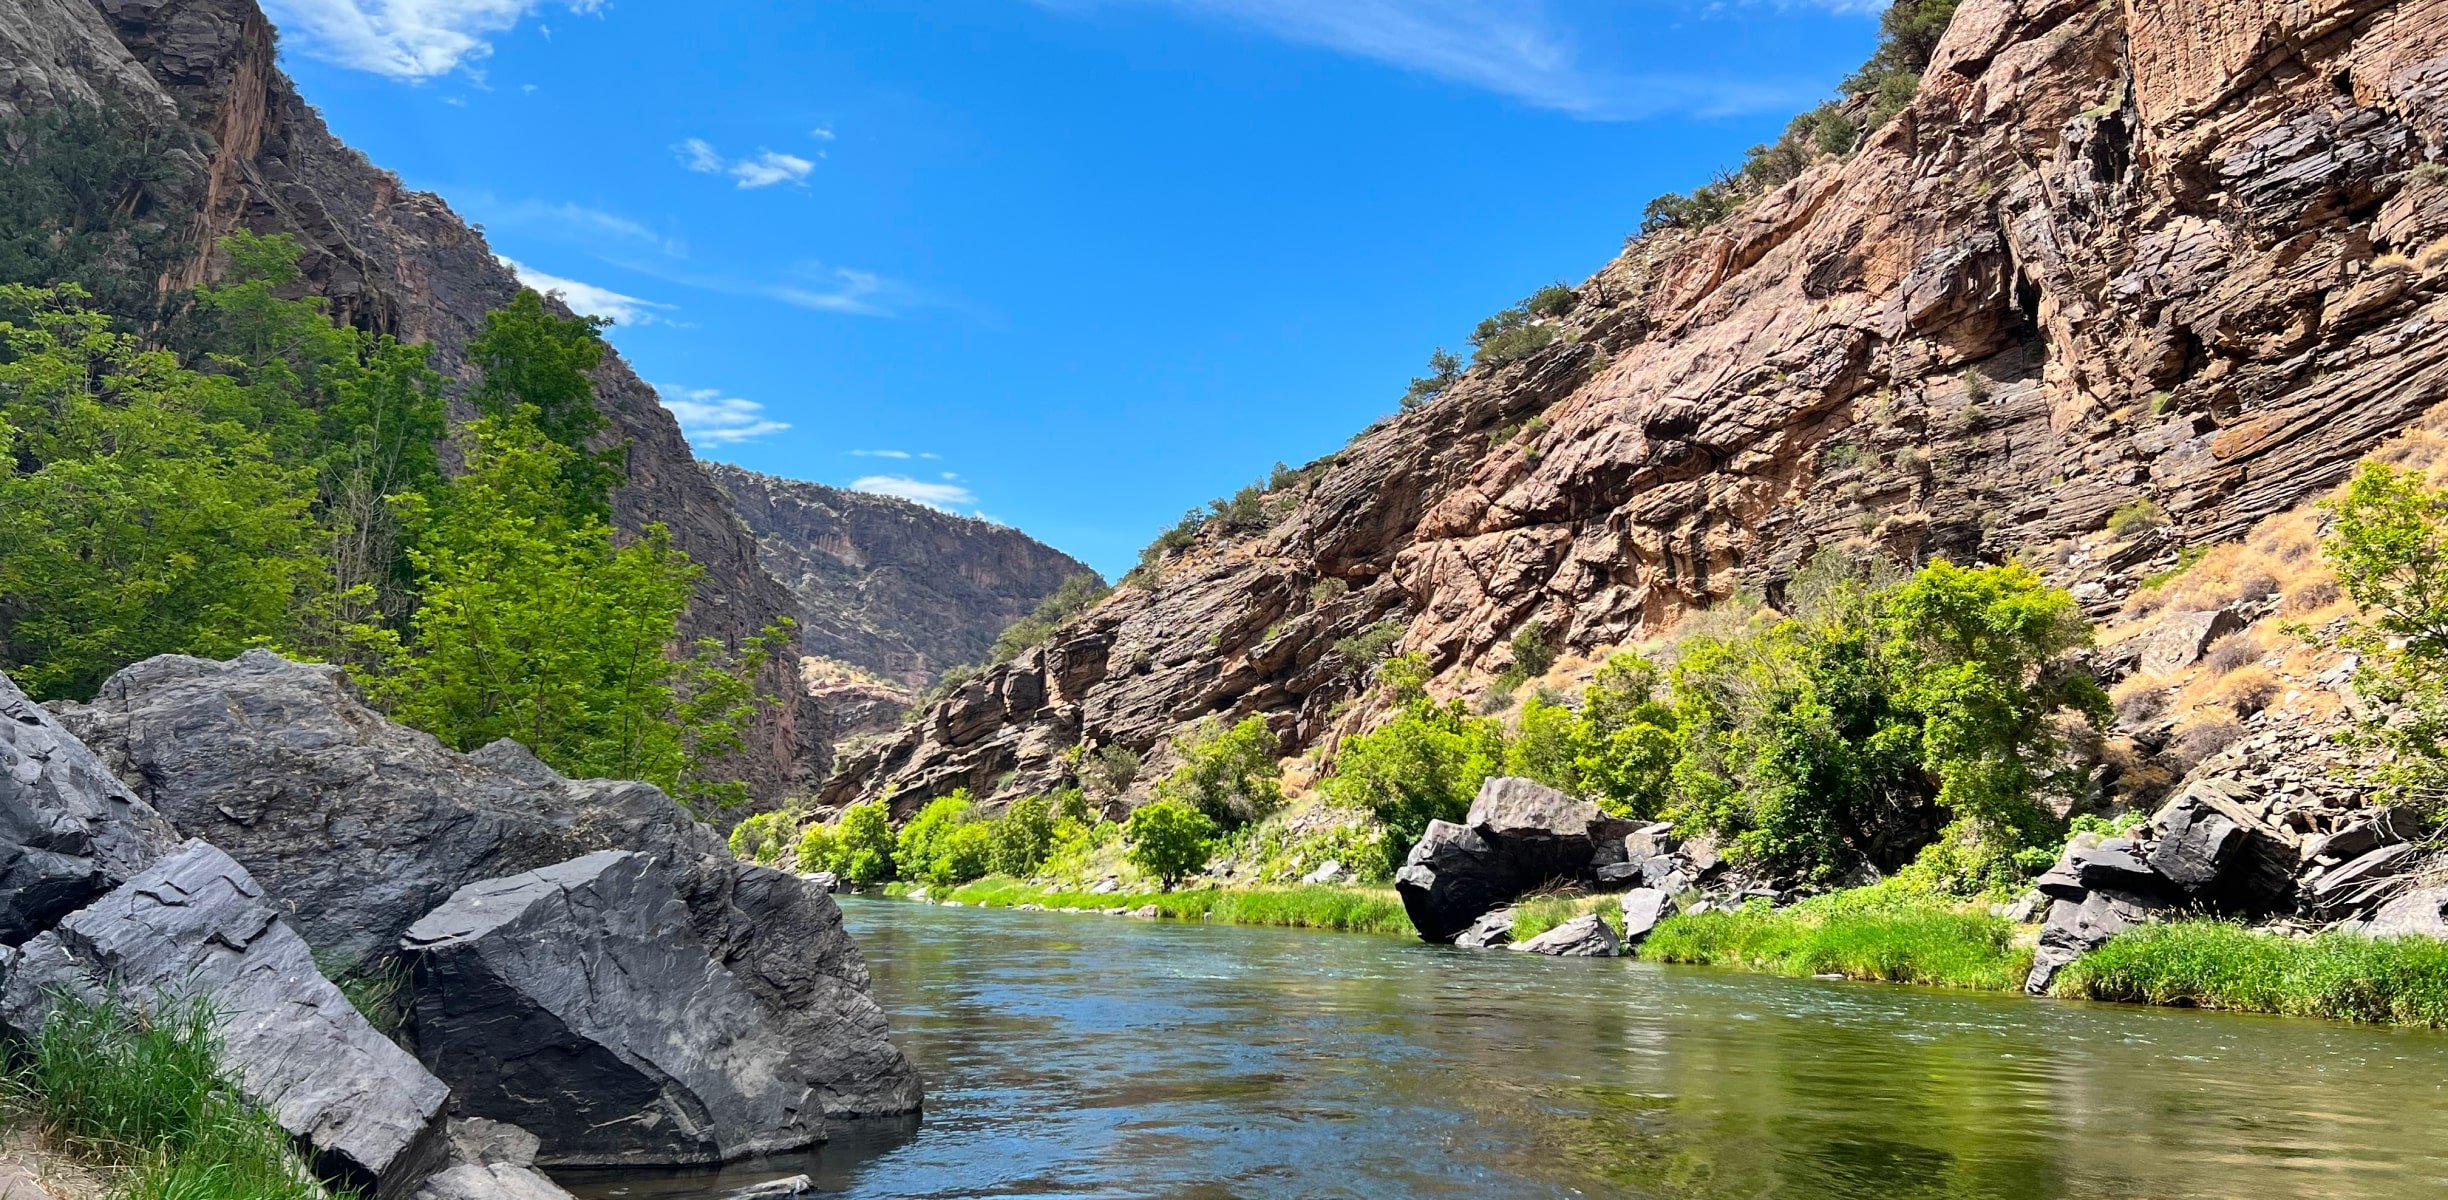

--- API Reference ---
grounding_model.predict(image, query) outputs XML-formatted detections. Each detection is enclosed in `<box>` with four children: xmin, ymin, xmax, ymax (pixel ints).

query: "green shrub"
<box><xmin>991</xmin><ymin>573</ymin><xmax>1110</xmax><ymax>663</ymax></box>
<box><xmin>1154</xmin><ymin>715</ymin><xmax>1284</xmax><ymax>830</ymax></box>
<box><xmin>2053</xmin><ymin>922</ymin><xmax>2448</xmax><ymax>1025</ymax></box>
<box><xmin>1323</xmin><ymin>697</ymin><xmax>1507</xmax><ymax>873</ymax></box>
<box><xmin>1332</xmin><ymin>618</ymin><xmax>1407</xmax><ymax>677</ymax></box>
<box><xmin>2324</xmin><ymin>462</ymin><xmax>2448</xmax><ymax>814</ymax></box>
<box><xmin>1401</xmin><ymin>348</ymin><xmax>1463</xmax><ymax>410</ymax></box>
<box><xmin>1124</xmin><ymin>799</ymin><xmax>1218</xmax><ymax>889</ymax></box>
<box><xmin>1081</xmin><ymin>744</ymin><xmax>1142</xmax><ymax>797</ymax></box>
<box><xmin>1130</xmin><ymin>509</ymin><xmax>1209</xmax><ymax>579</ymax></box>
<box><xmin>989</xmin><ymin>793</ymin><xmax>1057</xmax><ymax>877</ymax></box>
<box><xmin>794</xmin><ymin>823</ymin><xmax>838</xmax><ymax>874</ymax></box>
<box><xmin>1469</xmin><ymin>302</ymin><xmax>1561</xmax><ymax>367</ymax></box>
<box><xmin>1525</xmin><ymin>283</ymin><xmax>1577</xmax><ymax>319</ymax></box>
<box><xmin>895</xmin><ymin>793</ymin><xmax>975</xmax><ymax>885</ymax></box>
<box><xmin>728</xmin><ymin>810</ymin><xmax>800</xmax><ymax>866</ymax></box>
<box><xmin>943</xmin><ymin>877</ymin><xmax>1412</xmax><ymax>935</ymax></box>
<box><xmin>834</xmin><ymin>799</ymin><xmax>898</xmax><ymax>884</ymax></box>
<box><xmin>1236</xmin><ymin>815</ymin><xmax>1391</xmax><ymax>884</ymax></box>
<box><xmin>2107</xmin><ymin>498</ymin><xmax>2169</xmax><ymax>539</ymax></box>
<box><xmin>930</xmin><ymin>821</ymin><xmax>997</xmax><ymax>887</ymax></box>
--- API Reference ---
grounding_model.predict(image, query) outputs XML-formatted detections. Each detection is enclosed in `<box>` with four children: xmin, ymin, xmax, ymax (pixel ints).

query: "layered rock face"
<box><xmin>709</xmin><ymin>463</ymin><xmax>1099</xmax><ymax>686</ymax></box>
<box><xmin>0</xmin><ymin>0</ymin><xmax>808</xmax><ymax>800</ymax></box>
<box><xmin>832</xmin><ymin>0</ymin><xmax>2448</xmax><ymax>814</ymax></box>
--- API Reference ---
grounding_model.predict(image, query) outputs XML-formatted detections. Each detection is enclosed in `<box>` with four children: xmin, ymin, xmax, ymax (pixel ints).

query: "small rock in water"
<box><xmin>1453</xmin><ymin>908</ymin><xmax>1515</xmax><ymax>949</ymax></box>
<box><xmin>727</xmin><ymin>1176</ymin><xmax>817</xmax><ymax>1198</ymax></box>
<box><xmin>942</xmin><ymin>900</ymin><xmax>965</xmax><ymax>907</ymax></box>
<box><xmin>907</xmin><ymin>886</ymin><xmax>931</xmax><ymax>902</ymax></box>
<box><xmin>1130</xmin><ymin>904</ymin><xmax>1163</xmax><ymax>919</ymax></box>
<box><xmin>1513</xmin><ymin>913</ymin><xmax>1619</xmax><ymax>958</ymax></box>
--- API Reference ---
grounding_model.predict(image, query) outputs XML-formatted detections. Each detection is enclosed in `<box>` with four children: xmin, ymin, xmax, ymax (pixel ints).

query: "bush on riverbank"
<box><xmin>930</xmin><ymin>876</ymin><xmax>1413</xmax><ymax>935</ymax></box>
<box><xmin>1639</xmin><ymin>890</ymin><xmax>2030</xmax><ymax>991</ymax></box>
<box><xmin>6</xmin><ymin>992</ymin><xmax>335</xmax><ymax>1200</ymax></box>
<box><xmin>2052</xmin><ymin>922</ymin><xmax>2448</xmax><ymax>1026</ymax></box>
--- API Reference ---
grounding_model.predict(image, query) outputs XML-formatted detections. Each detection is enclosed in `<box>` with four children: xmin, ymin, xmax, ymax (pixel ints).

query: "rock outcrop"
<box><xmin>1396</xmin><ymin>777</ymin><xmax>1635</xmax><ymax>943</ymax></box>
<box><xmin>708</xmin><ymin>463</ymin><xmax>1098</xmax><ymax>687</ymax></box>
<box><xmin>0</xmin><ymin>670</ymin><xmax>175</xmax><ymax>943</ymax></box>
<box><xmin>827</xmin><ymin>0</ymin><xmax>2448</xmax><ymax>822</ymax></box>
<box><xmin>401</xmin><ymin>851</ymin><xmax>830</xmax><ymax>1166</ymax></box>
<box><xmin>1</xmin><ymin>843</ymin><xmax>450</xmax><ymax>1198</ymax></box>
<box><xmin>1514</xmin><ymin>913</ymin><xmax>1620</xmax><ymax>958</ymax></box>
<box><xmin>55</xmin><ymin>651</ymin><xmax>923</xmax><ymax>1126</ymax></box>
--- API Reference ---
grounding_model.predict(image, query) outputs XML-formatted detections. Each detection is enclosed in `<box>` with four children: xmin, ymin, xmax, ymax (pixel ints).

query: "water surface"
<box><xmin>568</xmin><ymin>897</ymin><xmax>2448</xmax><ymax>1199</ymax></box>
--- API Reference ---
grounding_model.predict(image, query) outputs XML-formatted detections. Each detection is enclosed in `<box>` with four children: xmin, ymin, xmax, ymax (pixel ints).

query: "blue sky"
<box><xmin>264</xmin><ymin>0</ymin><xmax>1883</xmax><ymax>578</ymax></box>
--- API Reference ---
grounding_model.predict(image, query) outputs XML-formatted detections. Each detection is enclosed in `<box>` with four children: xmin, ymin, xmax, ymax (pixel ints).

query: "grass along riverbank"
<box><xmin>1641</xmin><ymin>894</ymin><xmax>2033</xmax><ymax>992</ymax></box>
<box><xmin>896</xmin><ymin>876</ymin><xmax>1415</xmax><ymax>935</ymax></box>
<box><xmin>2051</xmin><ymin>921</ymin><xmax>2448</xmax><ymax>1026</ymax></box>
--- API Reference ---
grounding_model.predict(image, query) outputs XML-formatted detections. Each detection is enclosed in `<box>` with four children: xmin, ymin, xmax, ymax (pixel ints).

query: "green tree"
<box><xmin>2324</xmin><ymin>462</ymin><xmax>2448</xmax><ymax>813</ymax></box>
<box><xmin>358</xmin><ymin>414</ymin><xmax>775</xmax><ymax>812</ymax></box>
<box><xmin>1153</xmin><ymin>715</ymin><xmax>1284</xmax><ymax>830</ymax></box>
<box><xmin>0</xmin><ymin>104</ymin><xmax>194</xmax><ymax>317</ymax></box>
<box><xmin>932</xmin><ymin>822</ymin><xmax>997</xmax><ymax>886</ymax></box>
<box><xmin>1125</xmin><ymin>799</ymin><xmax>1217</xmax><ymax>890</ymax></box>
<box><xmin>895</xmin><ymin>792</ymin><xmax>975</xmax><ymax>885</ymax></box>
<box><xmin>991</xmin><ymin>572</ymin><xmax>1110</xmax><ymax>663</ymax></box>
<box><xmin>834</xmin><ymin>800</ymin><xmax>897</xmax><ymax>884</ymax></box>
<box><xmin>1323</xmin><ymin>698</ymin><xmax>1507</xmax><ymax>873</ymax></box>
<box><xmin>729</xmin><ymin>810</ymin><xmax>800</xmax><ymax>866</ymax></box>
<box><xmin>0</xmin><ymin>285</ymin><xmax>324</xmax><ymax>700</ymax></box>
<box><xmin>1571</xmin><ymin>655</ymin><xmax>1682</xmax><ymax>818</ymax></box>
<box><xmin>794</xmin><ymin>822</ymin><xmax>839</xmax><ymax>874</ymax></box>
<box><xmin>989</xmin><ymin>794</ymin><xmax>1057</xmax><ymax>877</ymax></box>
<box><xmin>468</xmin><ymin>289</ymin><xmax>624</xmax><ymax>518</ymax></box>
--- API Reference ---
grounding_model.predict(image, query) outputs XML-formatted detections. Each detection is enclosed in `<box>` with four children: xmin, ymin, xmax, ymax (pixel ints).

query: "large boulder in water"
<box><xmin>0</xmin><ymin>843</ymin><xmax>449</xmax><ymax>1198</ymax></box>
<box><xmin>1513</xmin><ymin>912</ymin><xmax>1619</xmax><ymax>958</ymax></box>
<box><xmin>0</xmin><ymin>670</ymin><xmax>176</xmax><ymax>944</ymax></box>
<box><xmin>59</xmin><ymin>652</ymin><xmax>920</xmax><ymax>1123</ymax></box>
<box><xmin>401</xmin><ymin>850</ymin><xmax>912</xmax><ymax>1167</ymax></box>
<box><xmin>1396</xmin><ymin>820</ymin><xmax>1510</xmax><ymax>943</ymax></box>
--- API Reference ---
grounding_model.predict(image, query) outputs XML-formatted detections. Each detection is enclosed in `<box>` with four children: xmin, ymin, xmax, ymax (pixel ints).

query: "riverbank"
<box><xmin>887</xmin><ymin>877</ymin><xmax>1414</xmax><ymax>935</ymax></box>
<box><xmin>885</xmin><ymin>879</ymin><xmax>2448</xmax><ymax>1028</ymax></box>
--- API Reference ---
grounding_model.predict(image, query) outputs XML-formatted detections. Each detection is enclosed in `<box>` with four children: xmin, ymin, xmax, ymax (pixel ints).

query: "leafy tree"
<box><xmin>1401</xmin><ymin>348</ymin><xmax>1462</xmax><ymax>410</ymax></box>
<box><xmin>357</xmin><ymin>414</ymin><xmax>777</xmax><ymax>812</ymax></box>
<box><xmin>2324</xmin><ymin>462</ymin><xmax>2448</xmax><ymax>814</ymax></box>
<box><xmin>729</xmin><ymin>810</ymin><xmax>800</xmax><ymax>866</ymax></box>
<box><xmin>1125</xmin><ymin>799</ymin><xmax>1217</xmax><ymax>890</ymax></box>
<box><xmin>932</xmin><ymin>822</ymin><xmax>997</xmax><ymax>886</ymax></box>
<box><xmin>834</xmin><ymin>800</ymin><xmax>898</xmax><ymax>884</ymax></box>
<box><xmin>895</xmin><ymin>792</ymin><xmax>976</xmax><ymax>885</ymax></box>
<box><xmin>1323</xmin><ymin>697</ymin><xmax>1507</xmax><ymax>874</ymax></box>
<box><xmin>0</xmin><ymin>285</ymin><xmax>324</xmax><ymax>700</ymax></box>
<box><xmin>0</xmin><ymin>104</ymin><xmax>194</xmax><ymax>317</ymax></box>
<box><xmin>468</xmin><ymin>290</ymin><xmax>624</xmax><ymax>518</ymax></box>
<box><xmin>990</xmin><ymin>794</ymin><xmax>1058</xmax><ymax>877</ymax></box>
<box><xmin>1154</xmin><ymin>715</ymin><xmax>1284</xmax><ymax>830</ymax></box>
<box><xmin>1570</xmin><ymin>655</ymin><xmax>1682</xmax><ymax>818</ymax></box>
<box><xmin>795</xmin><ymin>822</ymin><xmax>838</xmax><ymax>874</ymax></box>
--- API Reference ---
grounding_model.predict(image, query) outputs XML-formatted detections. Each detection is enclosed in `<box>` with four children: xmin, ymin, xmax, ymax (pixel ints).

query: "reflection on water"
<box><xmin>563</xmin><ymin>897</ymin><xmax>2448</xmax><ymax>1199</ymax></box>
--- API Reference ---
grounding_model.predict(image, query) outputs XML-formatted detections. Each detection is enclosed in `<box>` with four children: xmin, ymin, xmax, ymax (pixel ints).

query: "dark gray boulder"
<box><xmin>0</xmin><ymin>670</ymin><xmax>176</xmax><ymax>944</ymax></box>
<box><xmin>1451</xmin><ymin>908</ymin><xmax>1515</xmax><ymax>949</ymax></box>
<box><xmin>1514</xmin><ymin>913</ymin><xmax>1619</xmax><ymax>957</ymax></box>
<box><xmin>63</xmin><ymin>652</ymin><xmax>920</xmax><ymax>1121</ymax></box>
<box><xmin>2306</xmin><ymin>843</ymin><xmax>2420</xmax><ymax>915</ymax></box>
<box><xmin>2025</xmin><ymin>887</ymin><xmax>2169</xmax><ymax>994</ymax></box>
<box><xmin>2146</xmin><ymin>782</ymin><xmax>2297</xmax><ymax>911</ymax></box>
<box><xmin>402</xmin><ymin>850</ymin><xmax>911</xmax><ymax>1167</ymax></box>
<box><xmin>1395</xmin><ymin>820</ymin><xmax>1510</xmax><ymax>943</ymax></box>
<box><xmin>56</xmin><ymin>651</ymin><xmax>716</xmax><ymax>972</ymax></box>
<box><xmin>1465</xmin><ymin>777</ymin><xmax>1606</xmax><ymax>885</ymax></box>
<box><xmin>2034</xmin><ymin>838</ymin><xmax>2164</xmax><ymax>902</ymax></box>
<box><xmin>1618</xmin><ymin>888</ymin><xmax>1676</xmax><ymax>945</ymax></box>
<box><xmin>0</xmin><ymin>843</ymin><xmax>448</xmax><ymax>1198</ymax></box>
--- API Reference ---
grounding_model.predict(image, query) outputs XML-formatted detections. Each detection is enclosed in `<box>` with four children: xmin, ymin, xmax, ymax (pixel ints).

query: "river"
<box><xmin>563</xmin><ymin>896</ymin><xmax>2448</xmax><ymax>1199</ymax></box>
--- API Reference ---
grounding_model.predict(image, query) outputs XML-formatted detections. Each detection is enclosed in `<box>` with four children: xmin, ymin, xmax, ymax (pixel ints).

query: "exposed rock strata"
<box><xmin>708</xmin><ymin>463</ymin><xmax>1097</xmax><ymax>686</ymax></box>
<box><xmin>831</xmin><ymin>0</ymin><xmax>2448</xmax><ymax>817</ymax></box>
<box><xmin>0</xmin><ymin>670</ymin><xmax>175</xmax><ymax>943</ymax></box>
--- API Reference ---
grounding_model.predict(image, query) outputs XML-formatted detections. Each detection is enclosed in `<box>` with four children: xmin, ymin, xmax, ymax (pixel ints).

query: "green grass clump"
<box><xmin>1510</xmin><ymin>893</ymin><xmax>1625</xmax><ymax>943</ymax></box>
<box><xmin>1639</xmin><ymin>892</ymin><xmax>2030</xmax><ymax>991</ymax></box>
<box><xmin>935</xmin><ymin>876</ymin><xmax>1414</xmax><ymax>935</ymax></box>
<box><xmin>2052</xmin><ymin>921</ymin><xmax>2448</xmax><ymax>1026</ymax></box>
<box><xmin>9</xmin><ymin>992</ymin><xmax>338</xmax><ymax>1200</ymax></box>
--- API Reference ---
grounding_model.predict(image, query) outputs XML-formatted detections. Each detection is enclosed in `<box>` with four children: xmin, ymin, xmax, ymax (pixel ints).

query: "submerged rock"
<box><xmin>1</xmin><ymin>843</ymin><xmax>448</xmax><ymax>1198</ymax></box>
<box><xmin>1514</xmin><ymin>913</ymin><xmax>1619</xmax><ymax>958</ymax></box>
<box><xmin>1451</xmin><ymin>908</ymin><xmax>1515</xmax><ymax>949</ymax></box>
<box><xmin>402</xmin><ymin>850</ymin><xmax>848</xmax><ymax>1167</ymax></box>
<box><xmin>0</xmin><ymin>670</ymin><xmax>176</xmax><ymax>944</ymax></box>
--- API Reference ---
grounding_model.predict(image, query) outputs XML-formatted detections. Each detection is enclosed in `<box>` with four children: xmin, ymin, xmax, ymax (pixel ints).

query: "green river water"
<box><xmin>563</xmin><ymin>896</ymin><xmax>2448</xmax><ymax>1199</ymax></box>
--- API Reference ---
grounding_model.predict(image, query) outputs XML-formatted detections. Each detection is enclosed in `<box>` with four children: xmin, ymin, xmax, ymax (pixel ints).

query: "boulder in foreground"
<box><xmin>0</xmin><ymin>671</ymin><xmax>175</xmax><ymax>944</ymax></box>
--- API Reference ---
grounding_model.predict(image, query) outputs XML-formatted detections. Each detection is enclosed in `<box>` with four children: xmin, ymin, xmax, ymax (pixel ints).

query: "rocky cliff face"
<box><xmin>707</xmin><ymin>463</ymin><xmax>1099</xmax><ymax>686</ymax></box>
<box><xmin>0</xmin><ymin>0</ymin><xmax>809</xmax><ymax>800</ymax></box>
<box><xmin>830</xmin><ymin>0</ymin><xmax>2448</xmax><ymax>816</ymax></box>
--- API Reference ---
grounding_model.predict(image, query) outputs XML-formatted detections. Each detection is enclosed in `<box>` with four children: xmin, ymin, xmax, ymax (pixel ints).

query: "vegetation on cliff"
<box><xmin>0</xmin><ymin>230</ymin><xmax>777</xmax><ymax>811</ymax></box>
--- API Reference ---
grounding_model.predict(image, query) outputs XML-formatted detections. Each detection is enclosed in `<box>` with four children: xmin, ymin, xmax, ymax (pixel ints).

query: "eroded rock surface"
<box><xmin>0</xmin><ymin>671</ymin><xmax>174</xmax><ymax>943</ymax></box>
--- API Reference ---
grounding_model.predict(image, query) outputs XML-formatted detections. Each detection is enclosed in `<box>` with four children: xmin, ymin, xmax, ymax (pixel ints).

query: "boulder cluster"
<box><xmin>1</xmin><ymin>652</ymin><xmax>920</xmax><ymax>1199</ymax></box>
<box><xmin>1396</xmin><ymin>777</ymin><xmax>1769</xmax><ymax>958</ymax></box>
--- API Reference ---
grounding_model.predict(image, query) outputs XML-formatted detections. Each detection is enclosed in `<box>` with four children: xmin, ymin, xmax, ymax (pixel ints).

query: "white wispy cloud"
<box><xmin>847</xmin><ymin>449</ymin><xmax>943</xmax><ymax>460</ymax></box>
<box><xmin>1030</xmin><ymin>0</ymin><xmax>1802</xmax><ymax>118</ymax></box>
<box><xmin>675</xmin><ymin>139</ymin><xmax>817</xmax><ymax>188</ymax></box>
<box><xmin>769</xmin><ymin>267</ymin><xmax>887</xmax><ymax>314</ymax></box>
<box><xmin>810</xmin><ymin>125</ymin><xmax>838</xmax><ymax>141</ymax></box>
<box><xmin>263</xmin><ymin>0</ymin><xmax>602</xmax><ymax>80</ymax></box>
<box><xmin>852</xmin><ymin>475</ymin><xmax>978</xmax><ymax>510</ymax></box>
<box><xmin>657</xmin><ymin>385</ymin><xmax>792</xmax><ymax>446</ymax></box>
<box><xmin>498</xmin><ymin>256</ymin><xmax>670</xmax><ymax>326</ymax></box>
